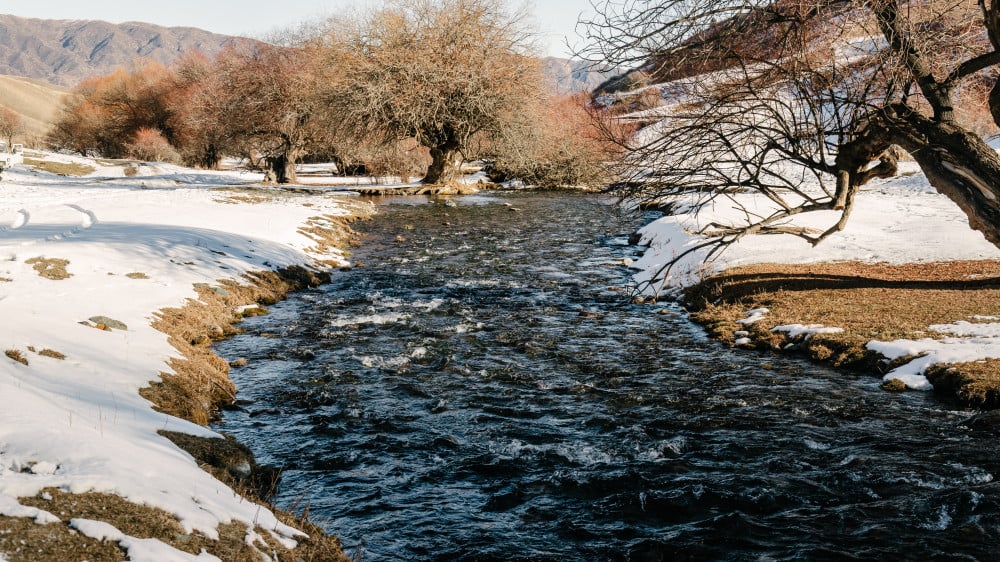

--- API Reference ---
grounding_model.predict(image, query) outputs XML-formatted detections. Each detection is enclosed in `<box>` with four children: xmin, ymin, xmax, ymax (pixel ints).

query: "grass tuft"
<box><xmin>25</xmin><ymin>257</ymin><xmax>72</xmax><ymax>280</ymax></box>
<box><xmin>5</xmin><ymin>349</ymin><xmax>28</xmax><ymax>366</ymax></box>
<box><xmin>38</xmin><ymin>349</ymin><xmax>66</xmax><ymax>360</ymax></box>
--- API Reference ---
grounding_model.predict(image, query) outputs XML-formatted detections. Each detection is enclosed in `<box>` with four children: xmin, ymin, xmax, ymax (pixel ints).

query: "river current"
<box><xmin>216</xmin><ymin>191</ymin><xmax>1000</xmax><ymax>561</ymax></box>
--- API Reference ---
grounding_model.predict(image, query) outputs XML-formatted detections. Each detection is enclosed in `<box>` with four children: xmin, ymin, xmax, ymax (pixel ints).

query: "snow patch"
<box><xmin>0</xmin><ymin>494</ymin><xmax>60</xmax><ymax>524</ymax></box>
<box><xmin>772</xmin><ymin>324</ymin><xmax>845</xmax><ymax>339</ymax></box>
<box><xmin>867</xmin><ymin>320</ymin><xmax>1000</xmax><ymax>390</ymax></box>
<box><xmin>71</xmin><ymin>518</ymin><xmax>223</xmax><ymax>562</ymax></box>
<box><xmin>737</xmin><ymin>308</ymin><xmax>770</xmax><ymax>325</ymax></box>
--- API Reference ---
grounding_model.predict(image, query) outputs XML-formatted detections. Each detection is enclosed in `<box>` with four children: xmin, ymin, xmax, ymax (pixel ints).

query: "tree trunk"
<box><xmin>424</xmin><ymin>145</ymin><xmax>461</xmax><ymax>184</ymax></box>
<box><xmin>883</xmin><ymin>104</ymin><xmax>1000</xmax><ymax>247</ymax></box>
<box><xmin>200</xmin><ymin>143</ymin><xmax>221</xmax><ymax>170</ymax></box>
<box><xmin>263</xmin><ymin>152</ymin><xmax>298</xmax><ymax>184</ymax></box>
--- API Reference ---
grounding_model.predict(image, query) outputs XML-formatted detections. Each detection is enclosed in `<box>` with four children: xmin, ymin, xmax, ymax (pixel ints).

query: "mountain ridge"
<box><xmin>0</xmin><ymin>13</ymin><xmax>257</xmax><ymax>87</ymax></box>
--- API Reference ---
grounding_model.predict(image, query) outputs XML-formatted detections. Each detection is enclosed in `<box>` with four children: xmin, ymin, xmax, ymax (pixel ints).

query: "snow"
<box><xmin>737</xmin><ymin>308</ymin><xmax>770</xmax><ymax>325</ymax></box>
<box><xmin>868</xmin><ymin>320</ymin><xmax>1000</xmax><ymax>389</ymax></box>
<box><xmin>633</xmin><ymin>156</ymin><xmax>1000</xmax><ymax>389</ymax></box>
<box><xmin>71</xmin><ymin>519</ymin><xmax>224</xmax><ymax>562</ymax></box>
<box><xmin>772</xmin><ymin>324</ymin><xmax>845</xmax><ymax>339</ymax></box>
<box><xmin>0</xmin><ymin>154</ymin><xmax>357</xmax><ymax>554</ymax></box>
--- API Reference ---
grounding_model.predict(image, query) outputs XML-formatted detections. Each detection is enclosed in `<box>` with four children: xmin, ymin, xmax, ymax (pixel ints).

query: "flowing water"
<box><xmin>216</xmin><ymin>191</ymin><xmax>1000</xmax><ymax>561</ymax></box>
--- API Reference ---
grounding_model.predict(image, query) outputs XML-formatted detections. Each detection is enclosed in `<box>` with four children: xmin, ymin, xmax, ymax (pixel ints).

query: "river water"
<box><xmin>215</xmin><ymin>191</ymin><xmax>1000</xmax><ymax>561</ymax></box>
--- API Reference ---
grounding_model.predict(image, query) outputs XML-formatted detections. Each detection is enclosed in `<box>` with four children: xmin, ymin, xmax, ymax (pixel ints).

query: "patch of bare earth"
<box><xmin>1</xmin><ymin>211</ymin><xmax>369</xmax><ymax>561</ymax></box>
<box><xmin>684</xmin><ymin>260</ymin><xmax>1000</xmax><ymax>408</ymax></box>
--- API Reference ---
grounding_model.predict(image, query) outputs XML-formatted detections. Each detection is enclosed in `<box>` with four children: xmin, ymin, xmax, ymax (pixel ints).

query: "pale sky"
<box><xmin>0</xmin><ymin>1</ymin><xmax>598</xmax><ymax>57</ymax></box>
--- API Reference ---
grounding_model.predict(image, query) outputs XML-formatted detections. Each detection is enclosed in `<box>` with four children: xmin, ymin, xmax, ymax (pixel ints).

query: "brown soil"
<box><xmin>685</xmin><ymin>260</ymin><xmax>1000</xmax><ymax>408</ymax></box>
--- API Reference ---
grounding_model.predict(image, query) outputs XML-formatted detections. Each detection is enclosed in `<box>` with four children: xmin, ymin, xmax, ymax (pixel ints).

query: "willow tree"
<box><xmin>319</xmin><ymin>0</ymin><xmax>542</xmax><ymax>184</ymax></box>
<box><xmin>583</xmin><ymin>0</ymin><xmax>1000</xmax><ymax>288</ymax></box>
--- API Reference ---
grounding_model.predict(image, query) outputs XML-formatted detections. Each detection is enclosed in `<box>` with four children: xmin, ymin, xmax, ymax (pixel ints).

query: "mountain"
<box><xmin>542</xmin><ymin>57</ymin><xmax>617</xmax><ymax>94</ymax></box>
<box><xmin>0</xmin><ymin>14</ymin><xmax>256</xmax><ymax>87</ymax></box>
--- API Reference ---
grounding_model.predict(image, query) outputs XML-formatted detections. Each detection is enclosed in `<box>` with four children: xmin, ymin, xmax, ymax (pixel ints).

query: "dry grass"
<box><xmin>126</xmin><ymin>272</ymin><xmax>149</xmax><ymax>279</ymax></box>
<box><xmin>141</xmin><ymin>266</ymin><xmax>333</xmax><ymax>425</ymax></box>
<box><xmin>5</xmin><ymin>348</ymin><xmax>28</xmax><ymax>365</ymax></box>
<box><xmin>37</xmin><ymin>348</ymin><xmax>66</xmax><ymax>360</ymax></box>
<box><xmin>0</xmin><ymin>512</ymin><xmax>125</xmax><ymax>562</ymax></box>
<box><xmin>25</xmin><ymin>256</ymin><xmax>71</xmax><ymax>280</ymax></box>
<box><xmin>23</xmin><ymin>158</ymin><xmax>96</xmax><ymax>177</ymax></box>
<box><xmin>685</xmin><ymin>260</ymin><xmax>1000</xmax><ymax>407</ymax></box>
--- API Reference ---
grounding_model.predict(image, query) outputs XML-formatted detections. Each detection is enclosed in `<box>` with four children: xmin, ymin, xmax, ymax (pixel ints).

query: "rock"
<box><xmin>627</xmin><ymin>232</ymin><xmax>643</xmax><ymax>245</ymax></box>
<box><xmin>230</xmin><ymin>357</ymin><xmax>249</xmax><ymax>368</ymax></box>
<box><xmin>88</xmin><ymin>316</ymin><xmax>127</xmax><ymax>331</ymax></box>
<box><xmin>228</xmin><ymin>460</ymin><xmax>252</xmax><ymax>478</ymax></box>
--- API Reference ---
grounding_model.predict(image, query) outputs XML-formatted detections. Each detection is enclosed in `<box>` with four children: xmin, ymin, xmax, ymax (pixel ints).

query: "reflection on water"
<box><xmin>216</xmin><ymin>192</ymin><xmax>1000</xmax><ymax>561</ymax></box>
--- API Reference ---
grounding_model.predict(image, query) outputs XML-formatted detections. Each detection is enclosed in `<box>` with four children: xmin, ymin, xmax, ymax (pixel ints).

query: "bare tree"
<box><xmin>0</xmin><ymin>107</ymin><xmax>22</xmax><ymax>147</ymax></box>
<box><xmin>318</xmin><ymin>0</ymin><xmax>543</xmax><ymax>184</ymax></box>
<box><xmin>189</xmin><ymin>44</ymin><xmax>332</xmax><ymax>183</ymax></box>
<box><xmin>583</xmin><ymin>0</ymin><xmax>1000</xmax><ymax>292</ymax></box>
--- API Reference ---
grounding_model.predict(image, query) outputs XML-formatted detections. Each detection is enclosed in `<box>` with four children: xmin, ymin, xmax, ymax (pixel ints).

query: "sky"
<box><xmin>0</xmin><ymin>1</ymin><xmax>598</xmax><ymax>57</ymax></box>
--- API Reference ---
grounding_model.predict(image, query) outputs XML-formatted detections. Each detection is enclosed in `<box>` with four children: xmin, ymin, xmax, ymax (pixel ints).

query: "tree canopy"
<box><xmin>582</xmin><ymin>0</ymin><xmax>1000</xmax><ymax>287</ymax></box>
<box><xmin>317</xmin><ymin>0</ymin><xmax>544</xmax><ymax>183</ymax></box>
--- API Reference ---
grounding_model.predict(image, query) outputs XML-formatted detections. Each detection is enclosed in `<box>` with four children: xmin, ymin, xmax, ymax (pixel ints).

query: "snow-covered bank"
<box><xmin>633</xmin><ymin>160</ymin><xmax>1000</xmax><ymax>390</ymax></box>
<box><xmin>0</xmin><ymin>154</ymin><xmax>362</xmax><ymax>559</ymax></box>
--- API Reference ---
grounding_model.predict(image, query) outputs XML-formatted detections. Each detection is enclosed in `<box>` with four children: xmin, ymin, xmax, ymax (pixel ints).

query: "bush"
<box><xmin>487</xmin><ymin>94</ymin><xmax>613</xmax><ymax>189</ymax></box>
<box><xmin>125</xmin><ymin>128</ymin><xmax>181</xmax><ymax>163</ymax></box>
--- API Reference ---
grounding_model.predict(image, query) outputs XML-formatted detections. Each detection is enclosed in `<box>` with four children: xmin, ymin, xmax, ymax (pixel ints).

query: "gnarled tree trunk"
<box><xmin>424</xmin><ymin>143</ymin><xmax>461</xmax><ymax>185</ymax></box>
<box><xmin>263</xmin><ymin>148</ymin><xmax>299</xmax><ymax>185</ymax></box>
<box><xmin>879</xmin><ymin>105</ymin><xmax>1000</xmax><ymax>247</ymax></box>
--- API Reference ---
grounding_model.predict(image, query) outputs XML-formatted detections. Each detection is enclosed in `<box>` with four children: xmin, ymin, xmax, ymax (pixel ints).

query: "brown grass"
<box><xmin>141</xmin><ymin>267</ymin><xmax>333</xmax><ymax>426</ymax></box>
<box><xmin>5</xmin><ymin>348</ymin><xmax>28</xmax><ymax>365</ymax></box>
<box><xmin>685</xmin><ymin>260</ymin><xmax>1000</xmax><ymax>407</ymax></box>
<box><xmin>3</xmin><ymin>488</ymin><xmax>351</xmax><ymax>562</ymax></box>
<box><xmin>0</xmin><ymin>512</ymin><xmax>125</xmax><ymax>562</ymax></box>
<box><xmin>23</xmin><ymin>158</ymin><xmax>95</xmax><ymax>177</ymax></box>
<box><xmin>25</xmin><ymin>256</ymin><xmax>72</xmax><ymax>280</ymax></box>
<box><xmin>37</xmin><ymin>348</ymin><xmax>66</xmax><ymax>360</ymax></box>
<box><xmin>126</xmin><ymin>272</ymin><xmax>149</xmax><ymax>279</ymax></box>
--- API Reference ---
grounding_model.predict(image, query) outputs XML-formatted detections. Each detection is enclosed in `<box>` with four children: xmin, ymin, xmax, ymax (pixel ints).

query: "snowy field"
<box><xmin>0</xmin><ymin>154</ymin><xmax>357</xmax><ymax>559</ymax></box>
<box><xmin>633</xmin><ymin>159</ymin><xmax>1000</xmax><ymax>389</ymax></box>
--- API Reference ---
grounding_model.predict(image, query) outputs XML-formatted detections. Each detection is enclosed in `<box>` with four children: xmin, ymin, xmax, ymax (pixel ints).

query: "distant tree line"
<box><xmin>48</xmin><ymin>0</ymin><xmax>613</xmax><ymax>187</ymax></box>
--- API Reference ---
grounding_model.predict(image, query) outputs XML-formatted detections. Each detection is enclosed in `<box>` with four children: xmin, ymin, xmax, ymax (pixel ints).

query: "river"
<box><xmin>215</xmin><ymin>191</ymin><xmax>1000</xmax><ymax>561</ymax></box>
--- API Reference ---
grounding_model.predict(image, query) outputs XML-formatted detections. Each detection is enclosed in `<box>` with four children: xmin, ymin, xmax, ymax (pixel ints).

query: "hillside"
<box><xmin>542</xmin><ymin>57</ymin><xmax>616</xmax><ymax>93</ymax></box>
<box><xmin>0</xmin><ymin>14</ymin><xmax>256</xmax><ymax>87</ymax></box>
<box><xmin>0</xmin><ymin>75</ymin><xmax>69</xmax><ymax>142</ymax></box>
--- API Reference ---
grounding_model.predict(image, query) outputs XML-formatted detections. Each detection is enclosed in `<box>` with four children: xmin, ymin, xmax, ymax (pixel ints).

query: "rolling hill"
<box><xmin>0</xmin><ymin>74</ymin><xmax>68</xmax><ymax>143</ymax></box>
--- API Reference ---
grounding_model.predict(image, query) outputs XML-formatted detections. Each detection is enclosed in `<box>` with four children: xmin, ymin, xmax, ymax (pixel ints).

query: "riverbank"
<box><xmin>0</xmin><ymin>152</ymin><xmax>368</xmax><ymax>561</ymax></box>
<box><xmin>684</xmin><ymin>261</ymin><xmax>1000</xmax><ymax>408</ymax></box>
<box><xmin>632</xmin><ymin>158</ymin><xmax>1000</xmax><ymax>407</ymax></box>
